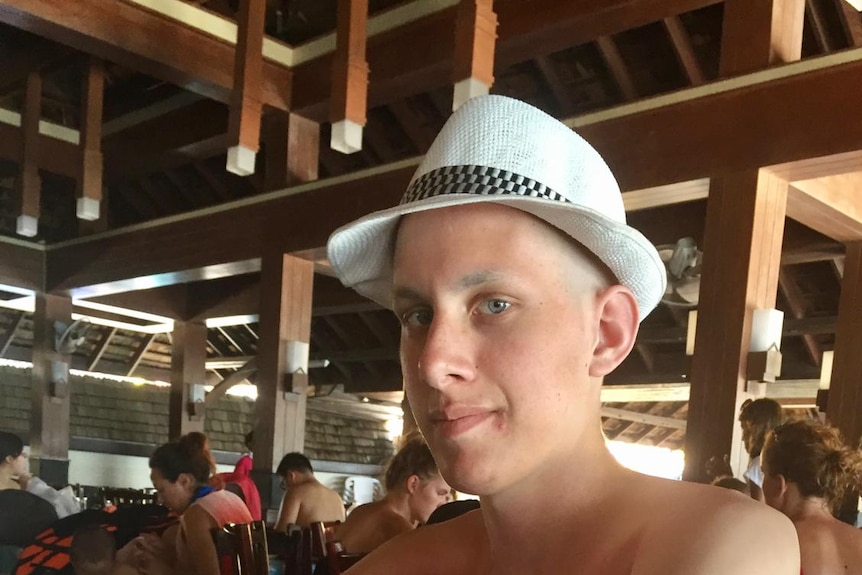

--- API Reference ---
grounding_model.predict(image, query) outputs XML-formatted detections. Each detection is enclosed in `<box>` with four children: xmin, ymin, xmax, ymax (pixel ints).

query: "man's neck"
<box><xmin>480</xmin><ymin>439</ymin><xmax>630</xmax><ymax>574</ymax></box>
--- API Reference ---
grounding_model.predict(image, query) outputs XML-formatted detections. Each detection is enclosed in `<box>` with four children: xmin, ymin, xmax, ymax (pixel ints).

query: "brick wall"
<box><xmin>0</xmin><ymin>366</ymin><xmax>394</xmax><ymax>465</ymax></box>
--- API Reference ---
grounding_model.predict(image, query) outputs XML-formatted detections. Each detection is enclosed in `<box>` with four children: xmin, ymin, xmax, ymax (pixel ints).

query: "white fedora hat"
<box><xmin>327</xmin><ymin>95</ymin><xmax>666</xmax><ymax>320</ymax></box>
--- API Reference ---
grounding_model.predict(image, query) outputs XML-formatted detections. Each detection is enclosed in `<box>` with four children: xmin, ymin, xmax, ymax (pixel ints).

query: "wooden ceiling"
<box><xmin>0</xmin><ymin>0</ymin><xmax>859</xmax><ymax>448</ymax></box>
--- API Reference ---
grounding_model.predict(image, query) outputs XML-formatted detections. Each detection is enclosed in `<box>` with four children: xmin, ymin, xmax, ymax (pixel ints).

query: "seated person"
<box><xmin>70</xmin><ymin>523</ymin><xmax>116</xmax><ymax>575</ymax></box>
<box><xmin>0</xmin><ymin>431</ymin><xmax>78</xmax><ymax>518</ymax></box>
<box><xmin>273</xmin><ymin>453</ymin><xmax>345</xmax><ymax>530</ymax></box>
<box><xmin>739</xmin><ymin>398</ymin><xmax>783</xmax><ymax>501</ymax></box>
<box><xmin>325</xmin><ymin>95</ymin><xmax>799</xmax><ymax>574</ymax></box>
<box><xmin>336</xmin><ymin>437</ymin><xmax>450</xmax><ymax>553</ymax></box>
<box><xmin>762</xmin><ymin>419</ymin><xmax>862</xmax><ymax>575</ymax></box>
<box><xmin>129</xmin><ymin>431</ymin><xmax>252</xmax><ymax>575</ymax></box>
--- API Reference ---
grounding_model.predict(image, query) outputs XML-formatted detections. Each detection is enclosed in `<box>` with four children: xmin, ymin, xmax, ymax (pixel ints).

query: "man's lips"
<box><xmin>429</xmin><ymin>407</ymin><xmax>495</xmax><ymax>438</ymax></box>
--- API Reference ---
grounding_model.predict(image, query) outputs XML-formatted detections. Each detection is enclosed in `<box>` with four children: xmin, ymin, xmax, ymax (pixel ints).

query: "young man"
<box><xmin>326</xmin><ymin>96</ymin><xmax>800</xmax><ymax>573</ymax></box>
<box><xmin>274</xmin><ymin>452</ymin><xmax>345</xmax><ymax>529</ymax></box>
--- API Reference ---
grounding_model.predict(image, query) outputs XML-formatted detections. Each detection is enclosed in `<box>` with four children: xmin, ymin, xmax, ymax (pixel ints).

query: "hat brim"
<box><xmin>327</xmin><ymin>193</ymin><xmax>667</xmax><ymax>321</ymax></box>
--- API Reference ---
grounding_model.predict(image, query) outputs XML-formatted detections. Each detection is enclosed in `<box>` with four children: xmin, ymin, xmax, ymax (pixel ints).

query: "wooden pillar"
<box><xmin>169</xmin><ymin>321</ymin><xmax>207</xmax><ymax>439</ymax></box>
<box><xmin>226</xmin><ymin>0</ymin><xmax>266</xmax><ymax>176</ymax></box>
<box><xmin>682</xmin><ymin>170</ymin><xmax>789</xmax><ymax>481</ymax></box>
<box><xmin>329</xmin><ymin>0</ymin><xmax>368</xmax><ymax>154</ymax></box>
<box><xmin>77</xmin><ymin>57</ymin><xmax>104</xmax><ymax>223</ymax></box>
<box><xmin>263</xmin><ymin>112</ymin><xmax>320</xmax><ymax>192</ymax></box>
<box><xmin>29</xmin><ymin>294</ymin><xmax>72</xmax><ymax>485</ymax></box>
<box><xmin>682</xmin><ymin>0</ymin><xmax>803</xmax><ymax>483</ymax></box>
<box><xmin>253</xmin><ymin>253</ymin><xmax>314</xmax><ymax>509</ymax></box>
<box><xmin>16</xmin><ymin>71</ymin><xmax>41</xmax><ymax>237</ymax></box>
<box><xmin>719</xmin><ymin>0</ymin><xmax>805</xmax><ymax>76</ymax></box>
<box><xmin>452</xmin><ymin>0</ymin><xmax>497</xmax><ymax>110</ymax></box>
<box><xmin>826</xmin><ymin>242</ymin><xmax>862</xmax><ymax>522</ymax></box>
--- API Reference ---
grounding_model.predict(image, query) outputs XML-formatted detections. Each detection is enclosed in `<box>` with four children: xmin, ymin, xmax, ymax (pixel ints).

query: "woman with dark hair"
<box><xmin>337</xmin><ymin>436</ymin><xmax>450</xmax><ymax>553</ymax></box>
<box><xmin>137</xmin><ymin>432</ymin><xmax>252</xmax><ymax>575</ymax></box>
<box><xmin>761</xmin><ymin>419</ymin><xmax>862</xmax><ymax>574</ymax></box>
<box><xmin>739</xmin><ymin>397</ymin><xmax>783</xmax><ymax>501</ymax></box>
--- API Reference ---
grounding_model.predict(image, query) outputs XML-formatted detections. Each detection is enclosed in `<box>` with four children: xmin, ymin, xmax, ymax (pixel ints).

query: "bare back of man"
<box><xmin>278</xmin><ymin>479</ymin><xmax>346</xmax><ymax>528</ymax></box>
<box><xmin>348</xmin><ymin>469</ymin><xmax>799</xmax><ymax>575</ymax></box>
<box><xmin>337</xmin><ymin>500</ymin><xmax>414</xmax><ymax>553</ymax></box>
<box><xmin>795</xmin><ymin>516</ymin><xmax>862</xmax><ymax>575</ymax></box>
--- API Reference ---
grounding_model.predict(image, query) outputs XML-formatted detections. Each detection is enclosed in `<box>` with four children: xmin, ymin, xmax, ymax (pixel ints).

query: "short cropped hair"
<box><xmin>763</xmin><ymin>419</ymin><xmax>862</xmax><ymax>508</ymax></box>
<box><xmin>277</xmin><ymin>452</ymin><xmax>313</xmax><ymax>476</ymax></box>
<box><xmin>384</xmin><ymin>436</ymin><xmax>439</xmax><ymax>492</ymax></box>
<box><xmin>0</xmin><ymin>431</ymin><xmax>24</xmax><ymax>461</ymax></box>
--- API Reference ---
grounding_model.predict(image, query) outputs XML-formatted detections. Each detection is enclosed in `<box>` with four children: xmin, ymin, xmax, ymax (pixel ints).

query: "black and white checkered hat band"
<box><xmin>401</xmin><ymin>165</ymin><xmax>568</xmax><ymax>206</ymax></box>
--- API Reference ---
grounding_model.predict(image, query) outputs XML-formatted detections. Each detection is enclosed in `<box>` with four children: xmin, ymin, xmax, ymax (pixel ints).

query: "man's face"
<box><xmin>393</xmin><ymin>203</ymin><xmax>611</xmax><ymax>496</ymax></box>
<box><xmin>407</xmin><ymin>473</ymin><xmax>452</xmax><ymax>524</ymax></box>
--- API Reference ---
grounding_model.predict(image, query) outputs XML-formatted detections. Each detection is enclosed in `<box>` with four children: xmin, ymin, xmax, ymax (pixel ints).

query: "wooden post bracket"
<box><xmin>330</xmin><ymin>0</ymin><xmax>369</xmax><ymax>154</ymax></box>
<box><xmin>452</xmin><ymin>0</ymin><xmax>497</xmax><ymax>110</ymax></box>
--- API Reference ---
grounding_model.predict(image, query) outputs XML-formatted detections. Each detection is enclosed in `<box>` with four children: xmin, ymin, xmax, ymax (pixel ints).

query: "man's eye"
<box><xmin>477</xmin><ymin>299</ymin><xmax>510</xmax><ymax>315</ymax></box>
<box><xmin>403</xmin><ymin>309</ymin><xmax>433</xmax><ymax>327</ymax></box>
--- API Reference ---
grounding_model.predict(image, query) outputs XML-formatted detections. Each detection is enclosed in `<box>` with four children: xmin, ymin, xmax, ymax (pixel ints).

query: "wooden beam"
<box><xmin>329</xmin><ymin>0</ymin><xmax>369</xmax><ymax>154</ymax></box>
<box><xmin>827</xmin><ymin>243</ymin><xmax>862</xmax><ymax>446</ymax></box>
<box><xmin>596</xmin><ymin>35</ymin><xmax>637</xmax><ymax>101</ymax></box>
<box><xmin>788</xmin><ymin>173</ymin><xmax>862</xmax><ymax>241</ymax></box>
<box><xmin>77</xmin><ymin>58</ymin><xmax>104</xmax><ymax>222</ymax></box>
<box><xmin>226</xmin><ymin>0</ymin><xmax>266</xmax><ymax>176</ymax></box>
<box><xmin>0</xmin><ymin>121</ymin><xmax>78</xmax><ymax>179</ymax></box>
<box><xmin>683</xmin><ymin>170</ymin><xmax>789</xmax><ymax>482</ymax></box>
<box><xmin>452</xmin><ymin>0</ymin><xmax>497</xmax><ymax>109</ymax></box>
<box><xmin>663</xmin><ymin>16</ymin><xmax>705</xmax><ymax>85</ymax></box>
<box><xmin>533</xmin><ymin>55</ymin><xmax>573</xmax><ymax>116</ymax></box>
<box><xmin>719</xmin><ymin>0</ymin><xmax>805</xmax><ymax>76</ymax></box>
<box><xmin>0</xmin><ymin>239</ymin><xmax>45</xmax><ymax>291</ymax></box>
<box><xmin>127</xmin><ymin>333</ymin><xmax>156</xmax><ymax>377</ymax></box>
<box><xmin>169</xmin><ymin>322</ymin><xmax>206</xmax><ymax>437</ymax></box>
<box><xmin>601</xmin><ymin>407</ymin><xmax>687</xmax><ymax>430</ymax></box>
<box><xmin>833</xmin><ymin>0</ymin><xmax>862</xmax><ymax>47</ymax></box>
<box><xmin>87</xmin><ymin>326</ymin><xmax>116</xmax><ymax>371</ymax></box>
<box><xmin>291</xmin><ymin>0</ymin><xmax>722</xmax><ymax>118</ymax></box>
<box><xmin>192</xmin><ymin>160</ymin><xmax>232</xmax><ymax>201</ymax></box>
<box><xmin>204</xmin><ymin>358</ymin><xmax>257</xmax><ymax>407</ymax></box>
<box><xmin>778</xmin><ymin>269</ymin><xmax>822</xmax><ymax>365</ymax></box>
<box><xmin>805</xmin><ymin>0</ymin><xmax>833</xmax><ymax>53</ymax></box>
<box><xmin>0</xmin><ymin>0</ymin><xmax>290</xmax><ymax>111</ymax></box>
<box><xmin>16</xmin><ymin>71</ymin><xmax>41</xmax><ymax>237</ymax></box>
<box><xmin>0</xmin><ymin>311</ymin><xmax>25</xmax><ymax>358</ymax></box>
<box><xmin>263</xmin><ymin>112</ymin><xmax>320</xmax><ymax>191</ymax></box>
<box><xmin>387</xmin><ymin>100</ymin><xmax>435</xmax><ymax>153</ymax></box>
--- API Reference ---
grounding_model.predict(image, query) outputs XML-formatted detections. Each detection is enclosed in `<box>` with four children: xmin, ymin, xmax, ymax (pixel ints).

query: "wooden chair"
<box><xmin>212</xmin><ymin>521</ymin><xmax>270</xmax><ymax>575</ymax></box>
<box><xmin>307</xmin><ymin>522</ymin><xmax>366</xmax><ymax>575</ymax></box>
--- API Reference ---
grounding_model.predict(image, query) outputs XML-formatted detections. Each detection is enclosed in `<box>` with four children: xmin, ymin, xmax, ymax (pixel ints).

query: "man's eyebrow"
<box><xmin>392</xmin><ymin>270</ymin><xmax>504</xmax><ymax>303</ymax></box>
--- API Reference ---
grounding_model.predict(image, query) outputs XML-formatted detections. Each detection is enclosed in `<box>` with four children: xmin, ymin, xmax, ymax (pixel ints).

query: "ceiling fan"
<box><xmin>657</xmin><ymin>237</ymin><xmax>702</xmax><ymax>308</ymax></box>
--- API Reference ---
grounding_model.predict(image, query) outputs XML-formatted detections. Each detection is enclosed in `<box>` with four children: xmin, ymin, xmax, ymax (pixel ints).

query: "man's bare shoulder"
<box><xmin>345</xmin><ymin>509</ymin><xmax>486</xmax><ymax>575</ymax></box>
<box><xmin>632</xmin><ymin>477</ymin><xmax>799</xmax><ymax>575</ymax></box>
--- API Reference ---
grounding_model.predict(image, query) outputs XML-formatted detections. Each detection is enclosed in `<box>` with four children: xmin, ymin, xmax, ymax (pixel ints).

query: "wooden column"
<box><xmin>16</xmin><ymin>71</ymin><xmax>41</xmax><ymax>237</ymax></box>
<box><xmin>683</xmin><ymin>170</ymin><xmax>789</xmax><ymax>481</ymax></box>
<box><xmin>29</xmin><ymin>294</ymin><xmax>72</xmax><ymax>485</ymax></box>
<box><xmin>452</xmin><ymin>0</ymin><xmax>497</xmax><ymax>110</ymax></box>
<box><xmin>826</xmin><ymin>243</ymin><xmax>862</xmax><ymax>522</ymax></box>
<box><xmin>263</xmin><ymin>112</ymin><xmax>320</xmax><ymax>192</ymax></box>
<box><xmin>226</xmin><ymin>0</ymin><xmax>266</xmax><ymax>176</ymax></box>
<box><xmin>329</xmin><ymin>0</ymin><xmax>368</xmax><ymax>154</ymax></box>
<box><xmin>77</xmin><ymin>58</ymin><xmax>104</xmax><ymax>222</ymax></box>
<box><xmin>253</xmin><ymin>253</ymin><xmax>314</xmax><ymax>509</ymax></box>
<box><xmin>169</xmin><ymin>321</ymin><xmax>207</xmax><ymax>439</ymax></box>
<box><xmin>719</xmin><ymin>0</ymin><xmax>805</xmax><ymax>76</ymax></box>
<box><xmin>682</xmin><ymin>0</ymin><xmax>804</xmax><ymax>483</ymax></box>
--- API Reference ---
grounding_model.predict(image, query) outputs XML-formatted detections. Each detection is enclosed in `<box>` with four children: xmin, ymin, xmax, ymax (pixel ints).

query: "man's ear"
<box><xmin>589</xmin><ymin>285</ymin><xmax>639</xmax><ymax>377</ymax></box>
<box><xmin>406</xmin><ymin>474</ymin><xmax>420</xmax><ymax>494</ymax></box>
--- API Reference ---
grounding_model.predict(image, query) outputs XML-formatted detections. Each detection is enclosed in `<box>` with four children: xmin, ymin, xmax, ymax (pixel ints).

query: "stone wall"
<box><xmin>0</xmin><ymin>366</ymin><xmax>394</xmax><ymax>466</ymax></box>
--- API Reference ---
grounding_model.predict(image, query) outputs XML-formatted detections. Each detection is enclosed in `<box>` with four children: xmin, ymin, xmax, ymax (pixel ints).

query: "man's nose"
<box><xmin>417</xmin><ymin>316</ymin><xmax>474</xmax><ymax>388</ymax></box>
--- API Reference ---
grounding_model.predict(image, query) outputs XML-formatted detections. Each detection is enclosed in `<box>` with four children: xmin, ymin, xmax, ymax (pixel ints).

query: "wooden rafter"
<box><xmin>663</xmin><ymin>16</ymin><xmax>705</xmax><ymax>85</ymax></box>
<box><xmin>778</xmin><ymin>269</ymin><xmax>822</xmax><ymax>365</ymax></box>
<box><xmin>87</xmin><ymin>326</ymin><xmax>117</xmax><ymax>370</ymax></box>
<box><xmin>127</xmin><ymin>333</ymin><xmax>156</xmax><ymax>377</ymax></box>
<box><xmin>163</xmin><ymin>169</ymin><xmax>205</xmax><ymax>209</ymax></box>
<box><xmin>0</xmin><ymin>311</ymin><xmax>25</xmax><ymax>358</ymax></box>
<box><xmin>192</xmin><ymin>160</ymin><xmax>231</xmax><ymax>201</ymax></box>
<box><xmin>789</xmin><ymin>173</ymin><xmax>862</xmax><ymax>241</ymax></box>
<box><xmin>719</xmin><ymin>0</ymin><xmax>805</xmax><ymax>76</ymax></box>
<box><xmin>833</xmin><ymin>0</ymin><xmax>862</xmax><ymax>47</ymax></box>
<box><xmin>805</xmin><ymin>0</ymin><xmax>833</xmax><ymax>53</ymax></box>
<box><xmin>533</xmin><ymin>55</ymin><xmax>573</xmax><ymax>116</ymax></box>
<box><xmin>596</xmin><ymin>35</ymin><xmax>637</xmax><ymax>101</ymax></box>
<box><xmin>387</xmin><ymin>100</ymin><xmax>435</xmax><ymax>153</ymax></box>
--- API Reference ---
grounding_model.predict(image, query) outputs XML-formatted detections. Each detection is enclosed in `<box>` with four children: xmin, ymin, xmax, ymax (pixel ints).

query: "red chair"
<box><xmin>212</xmin><ymin>521</ymin><xmax>270</xmax><ymax>575</ymax></box>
